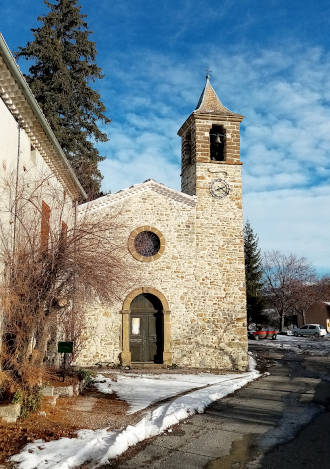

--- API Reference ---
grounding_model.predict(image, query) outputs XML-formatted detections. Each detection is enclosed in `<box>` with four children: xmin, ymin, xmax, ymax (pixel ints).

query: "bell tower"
<box><xmin>178</xmin><ymin>74</ymin><xmax>243</xmax><ymax>195</ymax></box>
<box><xmin>177</xmin><ymin>76</ymin><xmax>248</xmax><ymax>371</ymax></box>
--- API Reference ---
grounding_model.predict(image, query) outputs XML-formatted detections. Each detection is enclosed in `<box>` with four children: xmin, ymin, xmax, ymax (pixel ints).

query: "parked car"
<box><xmin>293</xmin><ymin>324</ymin><xmax>327</xmax><ymax>338</ymax></box>
<box><xmin>248</xmin><ymin>326</ymin><xmax>277</xmax><ymax>340</ymax></box>
<box><xmin>278</xmin><ymin>329</ymin><xmax>293</xmax><ymax>336</ymax></box>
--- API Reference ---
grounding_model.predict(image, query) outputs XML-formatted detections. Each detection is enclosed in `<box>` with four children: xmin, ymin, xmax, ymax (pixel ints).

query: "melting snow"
<box><xmin>258</xmin><ymin>403</ymin><xmax>323</xmax><ymax>451</ymax></box>
<box><xmin>250</xmin><ymin>334</ymin><xmax>330</xmax><ymax>355</ymax></box>
<box><xmin>11</xmin><ymin>356</ymin><xmax>259</xmax><ymax>469</ymax></box>
<box><xmin>93</xmin><ymin>371</ymin><xmax>248</xmax><ymax>414</ymax></box>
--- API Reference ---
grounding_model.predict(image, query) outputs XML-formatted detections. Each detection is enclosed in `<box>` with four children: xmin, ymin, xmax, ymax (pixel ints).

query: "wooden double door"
<box><xmin>129</xmin><ymin>293</ymin><xmax>163</xmax><ymax>363</ymax></box>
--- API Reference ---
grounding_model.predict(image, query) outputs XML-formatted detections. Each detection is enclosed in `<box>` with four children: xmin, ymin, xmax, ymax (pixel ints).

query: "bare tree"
<box><xmin>318</xmin><ymin>276</ymin><xmax>330</xmax><ymax>298</ymax></box>
<box><xmin>262</xmin><ymin>250</ymin><xmax>317</xmax><ymax>331</ymax></box>
<box><xmin>290</xmin><ymin>278</ymin><xmax>330</xmax><ymax>325</ymax></box>
<box><xmin>0</xmin><ymin>172</ymin><xmax>133</xmax><ymax>396</ymax></box>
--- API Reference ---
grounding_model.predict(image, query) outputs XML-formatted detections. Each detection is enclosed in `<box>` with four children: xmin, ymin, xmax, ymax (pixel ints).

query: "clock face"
<box><xmin>209</xmin><ymin>179</ymin><xmax>230</xmax><ymax>199</ymax></box>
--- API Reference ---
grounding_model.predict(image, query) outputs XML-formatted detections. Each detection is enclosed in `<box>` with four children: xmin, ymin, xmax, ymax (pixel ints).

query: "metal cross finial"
<box><xmin>206</xmin><ymin>68</ymin><xmax>212</xmax><ymax>81</ymax></box>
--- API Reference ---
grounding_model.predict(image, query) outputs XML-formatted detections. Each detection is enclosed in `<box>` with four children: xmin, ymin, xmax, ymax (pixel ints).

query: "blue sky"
<box><xmin>2</xmin><ymin>0</ymin><xmax>330</xmax><ymax>274</ymax></box>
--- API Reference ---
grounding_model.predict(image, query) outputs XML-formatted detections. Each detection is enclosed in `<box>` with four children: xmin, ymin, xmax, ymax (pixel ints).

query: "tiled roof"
<box><xmin>195</xmin><ymin>76</ymin><xmax>241</xmax><ymax>117</ymax></box>
<box><xmin>80</xmin><ymin>179</ymin><xmax>196</xmax><ymax>213</ymax></box>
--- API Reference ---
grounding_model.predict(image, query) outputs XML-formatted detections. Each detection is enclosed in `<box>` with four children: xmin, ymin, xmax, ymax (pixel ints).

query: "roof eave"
<box><xmin>81</xmin><ymin>179</ymin><xmax>196</xmax><ymax>213</ymax></box>
<box><xmin>194</xmin><ymin>110</ymin><xmax>244</xmax><ymax>121</ymax></box>
<box><xmin>0</xmin><ymin>33</ymin><xmax>87</xmax><ymax>200</ymax></box>
<box><xmin>178</xmin><ymin>109</ymin><xmax>244</xmax><ymax>136</ymax></box>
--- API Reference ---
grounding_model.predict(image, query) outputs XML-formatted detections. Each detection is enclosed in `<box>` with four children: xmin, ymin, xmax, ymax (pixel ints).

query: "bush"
<box><xmin>11</xmin><ymin>390</ymin><xmax>23</xmax><ymax>404</ymax></box>
<box><xmin>76</xmin><ymin>368</ymin><xmax>93</xmax><ymax>386</ymax></box>
<box><xmin>20</xmin><ymin>390</ymin><xmax>41</xmax><ymax>418</ymax></box>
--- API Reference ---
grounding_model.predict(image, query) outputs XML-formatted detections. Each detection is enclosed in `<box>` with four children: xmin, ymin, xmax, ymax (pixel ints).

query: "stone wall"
<box><xmin>178</xmin><ymin>113</ymin><xmax>248</xmax><ymax>370</ymax></box>
<box><xmin>76</xmin><ymin>187</ymin><xmax>197</xmax><ymax>367</ymax></box>
<box><xmin>193</xmin><ymin>161</ymin><xmax>247</xmax><ymax>370</ymax></box>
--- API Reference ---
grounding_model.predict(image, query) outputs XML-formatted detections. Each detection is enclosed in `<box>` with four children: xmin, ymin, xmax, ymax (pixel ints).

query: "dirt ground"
<box><xmin>0</xmin><ymin>385</ymin><xmax>141</xmax><ymax>465</ymax></box>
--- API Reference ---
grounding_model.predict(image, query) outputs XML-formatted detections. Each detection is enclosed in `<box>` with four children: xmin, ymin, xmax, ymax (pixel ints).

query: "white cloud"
<box><xmin>244</xmin><ymin>185</ymin><xmax>330</xmax><ymax>270</ymax></box>
<box><xmin>99</xmin><ymin>153</ymin><xmax>179</xmax><ymax>194</ymax></box>
<box><xmin>97</xmin><ymin>44</ymin><xmax>330</xmax><ymax>272</ymax></box>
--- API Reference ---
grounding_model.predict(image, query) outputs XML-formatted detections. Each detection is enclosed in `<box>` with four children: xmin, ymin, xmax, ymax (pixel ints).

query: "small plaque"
<box><xmin>131</xmin><ymin>318</ymin><xmax>140</xmax><ymax>335</ymax></box>
<box><xmin>58</xmin><ymin>341</ymin><xmax>73</xmax><ymax>353</ymax></box>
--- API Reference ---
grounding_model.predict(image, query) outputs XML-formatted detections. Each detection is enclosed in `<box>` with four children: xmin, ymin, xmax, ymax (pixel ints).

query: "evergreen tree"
<box><xmin>16</xmin><ymin>0</ymin><xmax>110</xmax><ymax>199</ymax></box>
<box><xmin>244</xmin><ymin>221</ymin><xmax>264</xmax><ymax>323</ymax></box>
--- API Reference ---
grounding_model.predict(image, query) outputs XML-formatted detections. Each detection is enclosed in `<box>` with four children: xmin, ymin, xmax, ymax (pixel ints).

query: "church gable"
<box><xmin>81</xmin><ymin>179</ymin><xmax>196</xmax><ymax>214</ymax></box>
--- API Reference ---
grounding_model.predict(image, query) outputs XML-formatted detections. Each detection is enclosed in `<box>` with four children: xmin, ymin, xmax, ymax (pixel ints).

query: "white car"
<box><xmin>293</xmin><ymin>324</ymin><xmax>327</xmax><ymax>338</ymax></box>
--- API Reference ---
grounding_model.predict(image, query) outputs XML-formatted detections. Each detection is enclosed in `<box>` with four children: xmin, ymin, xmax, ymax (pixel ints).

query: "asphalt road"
<box><xmin>113</xmin><ymin>342</ymin><xmax>330</xmax><ymax>469</ymax></box>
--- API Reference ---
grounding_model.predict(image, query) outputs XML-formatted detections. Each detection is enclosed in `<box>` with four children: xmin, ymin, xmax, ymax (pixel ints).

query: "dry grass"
<box><xmin>0</xmin><ymin>385</ymin><xmax>139</xmax><ymax>465</ymax></box>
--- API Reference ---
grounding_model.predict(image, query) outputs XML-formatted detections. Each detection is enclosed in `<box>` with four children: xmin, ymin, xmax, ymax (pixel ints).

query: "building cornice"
<box><xmin>0</xmin><ymin>33</ymin><xmax>86</xmax><ymax>200</ymax></box>
<box><xmin>178</xmin><ymin>110</ymin><xmax>243</xmax><ymax>136</ymax></box>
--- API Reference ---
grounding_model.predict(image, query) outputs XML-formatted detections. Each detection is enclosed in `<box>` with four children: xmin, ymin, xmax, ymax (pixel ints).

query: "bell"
<box><xmin>215</xmin><ymin>134</ymin><xmax>222</xmax><ymax>144</ymax></box>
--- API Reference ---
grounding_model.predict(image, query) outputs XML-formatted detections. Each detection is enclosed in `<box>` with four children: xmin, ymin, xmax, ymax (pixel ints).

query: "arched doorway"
<box><xmin>129</xmin><ymin>293</ymin><xmax>163</xmax><ymax>363</ymax></box>
<box><xmin>121</xmin><ymin>287</ymin><xmax>172</xmax><ymax>366</ymax></box>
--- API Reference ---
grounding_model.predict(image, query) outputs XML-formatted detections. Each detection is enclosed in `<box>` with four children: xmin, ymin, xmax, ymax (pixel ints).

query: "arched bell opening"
<box><xmin>182</xmin><ymin>130</ymin><xmax>192</xmax><ymax>167</ymax></box>
<box><xmin>210</xmin><ymin>124</ymin><xmax>226</xmax><ymax>161</ymax></box>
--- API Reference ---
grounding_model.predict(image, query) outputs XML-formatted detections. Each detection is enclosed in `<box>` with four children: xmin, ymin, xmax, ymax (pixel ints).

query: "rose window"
<box><xmin>134</xmin><ymin>231</ymin><xmax>161</xmax><ymax>257</ymax></box>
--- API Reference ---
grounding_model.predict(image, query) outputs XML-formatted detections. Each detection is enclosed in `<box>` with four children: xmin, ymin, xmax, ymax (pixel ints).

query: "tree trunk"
<box><xmin>0</xmin><ymin>310</ymin><xmax>3</xmax><ymax>371</ymax></box>
<box><xmin>32</xmin><ymin>320</ymin><xmax>50</xmax><ymax>367</ymax></box>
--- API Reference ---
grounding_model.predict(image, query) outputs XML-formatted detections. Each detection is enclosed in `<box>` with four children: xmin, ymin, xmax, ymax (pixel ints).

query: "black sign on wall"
<box><xmin>58</xmin><ymin>341</ymin><xmax>73</xmax><ymax>353</ymax></box>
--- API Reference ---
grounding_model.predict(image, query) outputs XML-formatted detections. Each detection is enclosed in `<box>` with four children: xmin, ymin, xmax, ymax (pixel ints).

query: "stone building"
<box><xmin>77</xmin><ymin>76</ymin><xmax>248</xmax><ymax>371</ymax></box>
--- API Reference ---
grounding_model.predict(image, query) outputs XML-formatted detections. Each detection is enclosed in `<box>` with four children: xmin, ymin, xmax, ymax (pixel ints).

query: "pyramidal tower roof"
<box><xmin>195</xmin><ymin>75</ymin><xmax>241</xmax><ymax>117</ymax></box>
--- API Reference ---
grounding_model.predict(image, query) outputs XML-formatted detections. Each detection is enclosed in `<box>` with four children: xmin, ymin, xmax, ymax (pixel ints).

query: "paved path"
<box><xmin>116</xmin><ymin>349</ymin><xmax>330</xmax><ymax>469</ymax></box>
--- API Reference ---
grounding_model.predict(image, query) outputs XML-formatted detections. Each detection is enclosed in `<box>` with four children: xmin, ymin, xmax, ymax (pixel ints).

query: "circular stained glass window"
<box><xmin>134</xmin><ymin>231</ymin><xmax>160</xmax><ymax>257</ymax></box>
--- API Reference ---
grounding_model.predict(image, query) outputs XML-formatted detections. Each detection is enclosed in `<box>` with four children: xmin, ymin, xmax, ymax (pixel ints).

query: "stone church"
<box><xmin>76</xmin><ymin>77</ymin><xmax>248</xmax><ymax>371</ymax></box>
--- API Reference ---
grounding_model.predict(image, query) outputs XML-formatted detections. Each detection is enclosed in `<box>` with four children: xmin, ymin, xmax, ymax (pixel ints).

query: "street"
<box><xmin>114</xmin><ymin>337</ymin><xmax>330</xmax><ymax>469</ymax></box>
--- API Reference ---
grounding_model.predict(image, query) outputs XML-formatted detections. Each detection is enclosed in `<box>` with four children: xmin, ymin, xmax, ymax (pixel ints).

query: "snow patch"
<box><xmin>248</xmin><ymin>352</ymin><xmax>257</xmax><ymax>372</ymax></box>
<box><xmin>250</xmin><ymin>335</ymin><xmax>330</xmax><ymax>356</ymax></box>
<box><xmin>11</xmin><ymin>368</ymin><xmax>259</xmax><ymax>469</ymax></box>
<box><xmin>93</xmin><ymin>367</ymin><xmax>257</xmax><ymax>414</ymax></box>
<box><xmin>258</xmin><ymin>403</ymin><xmax>323</xmax><ymax>451</ymax></box>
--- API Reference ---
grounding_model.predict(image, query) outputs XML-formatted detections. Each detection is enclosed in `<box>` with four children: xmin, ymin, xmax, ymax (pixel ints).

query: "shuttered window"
<box><xmin>40</xmin><ymin>201</ymin><xmax>51</xmax><ymax>251</ymax></box>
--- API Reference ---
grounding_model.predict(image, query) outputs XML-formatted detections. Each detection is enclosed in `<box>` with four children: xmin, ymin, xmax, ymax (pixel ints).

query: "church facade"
<box><xmin>77</xmin><ymin>77</ymin><xmax>248</xmax><ymax>371</ymax></box>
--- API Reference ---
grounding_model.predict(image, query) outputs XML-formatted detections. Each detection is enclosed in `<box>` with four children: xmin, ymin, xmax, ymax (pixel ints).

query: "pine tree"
<box><xmin>16</xmin><ymin>0</ymin><xmax>110</xmax><ymax>199</ymax></box>
<box><xmin>244</xmin><ymin>221</ymin><xmax>264</xmax><ymax>323</ymax></box>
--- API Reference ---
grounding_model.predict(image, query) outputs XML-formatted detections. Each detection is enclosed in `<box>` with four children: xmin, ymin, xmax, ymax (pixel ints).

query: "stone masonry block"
<box><xmin>0</xmin><ymin>403</ymin><xmax>21</xmax><ymax>423</ymax></box>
